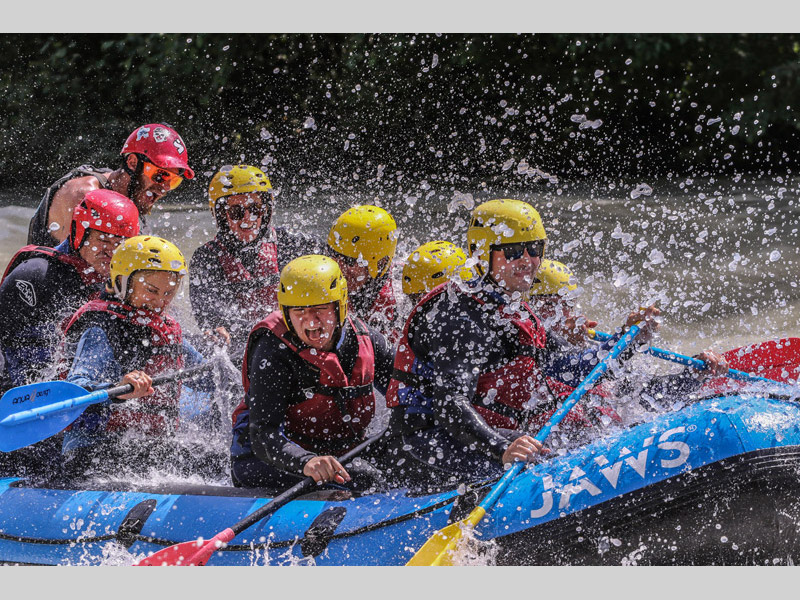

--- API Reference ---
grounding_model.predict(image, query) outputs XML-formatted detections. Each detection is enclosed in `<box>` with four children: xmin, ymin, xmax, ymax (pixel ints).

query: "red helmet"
<box><xmin>71</xmin><ymin>189</ymin><xmax>141</xmax><ymax>251</ymax></box>
<box><xmin>120</xmin><ymin>123</ymin><xmax>195</xmax><ymax>179</ymax></box>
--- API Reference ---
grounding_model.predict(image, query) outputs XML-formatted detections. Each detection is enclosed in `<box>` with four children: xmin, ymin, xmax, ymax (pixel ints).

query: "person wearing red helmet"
<box><xmin>27</xmin><ymin>123</ymin><xmax>194</xmax><ymax>247</ymax></box>
<box><xmin>0</xmin><ymin>189</ymin><xmax>139</xmax><ymax>479</ymax></box>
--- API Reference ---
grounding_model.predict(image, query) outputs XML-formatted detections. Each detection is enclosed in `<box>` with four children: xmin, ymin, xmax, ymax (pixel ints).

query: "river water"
<box><xmin>3</xmin><ymin>174</ymin><xmax>797</xmax><ymax>354</ymax></box>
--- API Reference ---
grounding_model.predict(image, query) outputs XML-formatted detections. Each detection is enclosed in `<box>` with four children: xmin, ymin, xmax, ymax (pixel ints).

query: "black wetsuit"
<box><xmin>0</xmin><ymin>240</ymin><xmax>103</xmax><ymax>479</ymax></box>
<box><xmin>382</xmin><ymin>280</ymin><xmax>627</xmax><ymax>492</ymax></box>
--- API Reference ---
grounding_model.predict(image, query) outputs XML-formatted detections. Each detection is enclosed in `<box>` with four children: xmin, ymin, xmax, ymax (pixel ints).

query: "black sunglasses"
<box><xmin>225</xmin><ymin>203</ymin><xmax>265</xmax><ymax>221</ymax></box>
<box><xmin>493</xmin><ymin>240</ymin><xmax>545</xmax><ymax>261</ymax></box>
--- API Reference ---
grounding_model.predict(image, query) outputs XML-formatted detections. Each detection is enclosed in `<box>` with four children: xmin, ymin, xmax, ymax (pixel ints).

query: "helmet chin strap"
<box><xmin>122</xmin><ymin>154</ymin><xmax>145</xmax><ymax>204</ymax></box>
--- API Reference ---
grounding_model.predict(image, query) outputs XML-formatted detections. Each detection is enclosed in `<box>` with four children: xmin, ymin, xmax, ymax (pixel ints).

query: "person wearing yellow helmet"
<box><xmin>59</xmin><ymin>236</ymin><xmax>222</xmax><ymax>479</ymax></box>
<box><xmin>401</xmin><ymin>240</ymin><xmax>472</xmax><ymax>306</ymax></box>
<box><xmin>527</xmin><ymin>260</ymin><xmax>728</xmax><ymax>421</ymax></box>
<box><xmin>190</xmin><ymin>165</ymin><xmax>320</xmax><ymax>356</ymax></box>
<box><xmin>528</xmin><ymin>259</ymin><xmax>599</xmax><ymax>345</ymax></box>
<box><xmin>381</xmin><ymin>199</ymin><xmax>667</xmax><ymax>491</ymax></box>
<box><xmin>327</xmin><ymin>205</ymin><xmax>399</xmax><ymax>341</ymax></box>
<box><xmin>229</xmin><ymin>255</ymin><xmax>395</xmax><ymax>491</ymax></box>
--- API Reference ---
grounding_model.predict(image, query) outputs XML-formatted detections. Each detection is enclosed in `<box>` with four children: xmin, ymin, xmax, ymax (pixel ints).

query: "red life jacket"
<box><xmin>2</xmin><ymin>244</ymin><xmax>106</xmax><ymax>288</ymax></box>
<box><xmin>235</xmin><ymin>311</ymin><xmax>376</xmax><ymax>453</ymax></box>
<box><xmin>369</xmin><ymin>278</ymin><xmax>398</xmax><ymax>342</ymax></box>
<box><xmin>386</xmin><ymin>282</ymin><xmax>550</xmax><ymax>430</ymax></box>
<box><xmin>211</xmin><ymin>233</ymin><xmax>279</xmax><ymax>323</ymax></box>
<box><xmin>63</xmin><ymin>298</ymin><xmax>185</xmax><ymax>436</ymax></box>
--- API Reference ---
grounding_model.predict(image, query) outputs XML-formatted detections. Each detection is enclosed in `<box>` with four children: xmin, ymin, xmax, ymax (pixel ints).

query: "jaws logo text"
<box><xmin>529</xmin><ymin>427</ymin><xmax>690</xmax><ymax>519</ymax></box>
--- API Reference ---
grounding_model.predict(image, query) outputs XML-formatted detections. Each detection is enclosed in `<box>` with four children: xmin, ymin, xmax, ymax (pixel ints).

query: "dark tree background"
<box><xmin>1</xmin><ymin>33</ymin><xmax>798</xmax><ymax>197</ymax></box>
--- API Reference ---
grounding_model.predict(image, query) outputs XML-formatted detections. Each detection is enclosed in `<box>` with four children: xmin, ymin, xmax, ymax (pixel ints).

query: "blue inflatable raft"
<box><xmin>2</xmin><ymin>394</ymin><xmax>800</xmax><ymax>565</ymax></box>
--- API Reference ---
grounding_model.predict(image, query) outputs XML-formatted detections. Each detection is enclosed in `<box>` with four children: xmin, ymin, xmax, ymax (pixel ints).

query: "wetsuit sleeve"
<box><xmin>409</xmin><ymin>294</ymin><xmax>514</xmax><ymax>462</ymax></box>
<box><xmin>245</xmin><ymin>333</ymin><xmax>317</xmax><ymax>474</ymax></box>
<box><xmin>367</xmin><ymin>326</ymin><xmax>395</xmax><ymax>395</ymax></box>
<box><xmin>189</xmin><ymin>243</ymin><xmax>258</xmax><ymax>358</ymax></box>
<box><xmin>179</xmin><ymin>339</ymin><xmax>218</xmax><ymax>394</ymax></box>
<box><xmin>541</xmin><ymin>330</ymin><xmax>629</xmax><ymax>385</ymax></box>
<box><xmin>634</xmin><ymin>370</ymin><xmax>706</xmax><ymax>411</ymax></box>
<box><xmin>0</xmin><ymin>258</ymin><xmax>62</xmax><ymax>346</ymax></box>
<box><xmin>66</xmin><ymin>326</ymin><xmax>120</xmax><ymax>393</ymax></box>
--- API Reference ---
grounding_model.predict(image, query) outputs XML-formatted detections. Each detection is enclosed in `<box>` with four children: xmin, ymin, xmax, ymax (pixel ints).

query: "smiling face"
<box><xmin>489</xmin><ymin>248</ymin><xmax>541</xmax><ymax>294</ymax></box>
<box><xmin>287</xmin><ymin>302</ymin><xmax>339</xmax><ymax>351</ymax></box>
<box><xmin>126</xmin><ymin>155</ymin><xmax>182</xmax><ymax>215</ymax></box>
<box><xmin>78</xmin><ymin>229</ymin><xmax>125</xmax><ymax>278</ymax></box>
<box><xmin>126</xmin><ymin>270</ymin><xmax>181</xmax><ymax>313</ymax></box>
<box><xmin>222</xmin><ymin>193</ymin><xmax>267</xmax><ymax>243</ymax></box>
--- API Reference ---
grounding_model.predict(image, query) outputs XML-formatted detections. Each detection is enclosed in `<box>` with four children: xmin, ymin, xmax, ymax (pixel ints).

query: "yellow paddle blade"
<box><xmin>406</xmin><ymin>507</ymin><xmax>486</xmax><ymax>566</ymax></box>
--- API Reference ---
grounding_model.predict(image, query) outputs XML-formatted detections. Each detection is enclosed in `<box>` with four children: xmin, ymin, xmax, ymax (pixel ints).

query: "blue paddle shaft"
<box><xmin>0</xmin><ymin>362</ymin><xmax>216</xmax><ymax>452</ymax></box>
<box><xmin>590</xmin><ymin>330</ymin><xmax>788</xmax><ymax>386</ymax></box>
<box><xmin>477</xmin><ymin>325</ymin><xmax>642</xmax><ymax>512</ymax></box>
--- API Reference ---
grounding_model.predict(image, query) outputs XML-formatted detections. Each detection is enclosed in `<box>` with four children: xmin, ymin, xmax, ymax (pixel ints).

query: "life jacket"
<box><xmin>233</xmin><ymin>311</ymin><xmax>376</xmax><ymax>455</ymax></box>
<box><xmin>386</xmin><ymin>282</ymin><xmax>550</xmax><ymax>430</ymax></box>
<box><xmin>27</xmin><ymin>165</ymin><xmax>113</xmax><ymax>247</ymax></box>
<box><xmin>1</xmin><ymin>241</ymin><xmax>106</xmax><ymax>289</ymax></box>
<box><xmin>369</xmin><ymin>278</ymin><xmax>398</xmax><ymax>339</ymax></box>
<box><xmin>210</xmin><ymin>232</ymin><xmax>280</xmax><ymax>322</ymax></box>
<box><xmin>349</xmin><ymin>275</ymin><xmax>399</xmax><ymax>343</ymax></box>
<box><xmin>63</xmin><ymin>298</ymin><xmax>185</xmax><ymax>436</ymax></box>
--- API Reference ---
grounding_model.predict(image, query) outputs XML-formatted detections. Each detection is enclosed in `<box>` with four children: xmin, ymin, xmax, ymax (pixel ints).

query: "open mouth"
<box><xmin>304</xmin><ymin>327</ymin><xmax>329</xmax><ymax>342</ymax></box>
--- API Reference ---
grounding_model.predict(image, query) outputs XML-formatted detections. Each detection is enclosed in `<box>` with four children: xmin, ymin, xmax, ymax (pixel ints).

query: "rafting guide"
<box><xmin>27</xmin><ymin>123</ymin><xmax>194</xmax><ymax>247</ymax></box>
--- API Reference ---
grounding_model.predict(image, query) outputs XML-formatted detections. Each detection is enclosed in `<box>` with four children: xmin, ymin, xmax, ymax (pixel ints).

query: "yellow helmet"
<box><xmin>402</xmin><ymin>240</ymin><xmax>471</xmax><ymax>296</ymax></box>
<box><xmin>110</xmin><ymin>235</ymin><xmax>188</xmax><ymax>300</ymax></box>
<box><xmin>327</xmin><ymin>205</ymin><xmax>398</xmax><ymax>279</ymax></box>
<box><xmin>208</xmin><ymin>165</ymin><xmax>273</xmax><ymax>218</ymax></box>
<box><xmin>529</xmin><ymin>259</ymin><xmax>577</xmax><ymax>297</ymax></box>
<box><xmin>466</xmin><ymin>199</ymin><xmax>547</xmax><ymax>273</ymax></box>
<box><xmin>278</xmin><ymin>255</ymin><xmax>348</xmax><ymax>327</ymax></box>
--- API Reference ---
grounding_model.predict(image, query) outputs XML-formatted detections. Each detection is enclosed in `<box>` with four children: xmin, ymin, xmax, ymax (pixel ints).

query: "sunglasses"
<box><xmin>494</xmin><ymin>240</ymin><xmax>545</xmax><ymax>261</ymax></box>
<box><xmin>142</xmin><ymin>162</ymin><xmax>183</xmax><ymax>190</ymax></box>
<box><xmin>224</xmin><ymin>202</ymin><xmax>265</xmax><ymax>221</ymax></box>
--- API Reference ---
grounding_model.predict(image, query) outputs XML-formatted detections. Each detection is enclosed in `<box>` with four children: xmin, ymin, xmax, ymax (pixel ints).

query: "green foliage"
<box><xmin>1</xmin><ymin>33</ymin><xmax>798</xmax><ymax>192</ymax></box>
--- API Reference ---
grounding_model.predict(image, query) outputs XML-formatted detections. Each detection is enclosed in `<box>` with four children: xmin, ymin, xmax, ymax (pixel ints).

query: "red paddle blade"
<box><xmin>724</xmin><ymin>338</ymin><xmax>800</xmax><ymax>378</ymax></box>
<box><xmin>703</xmin><ymin>338</ymin><xmax>800</xmax><ymax>395</ymax></box>
<box><xmin>135</xmin><ymin>529</ymin><xmax>235</xmax><ymax>566</ymax></box>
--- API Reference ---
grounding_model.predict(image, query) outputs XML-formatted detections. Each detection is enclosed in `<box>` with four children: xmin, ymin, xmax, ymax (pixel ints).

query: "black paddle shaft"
<box><xmin>230</xmin><ymin>430</ymin><xmax>387</xmax><ymax>536</ymax></box>
<box><xmin>106</xmin><ymin>361</ymin><xmax>217</xmax><ymax>403</ymax></box>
